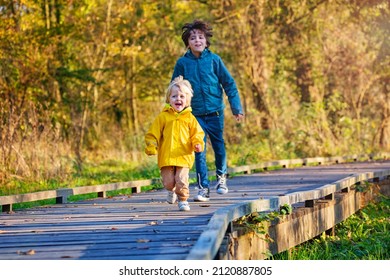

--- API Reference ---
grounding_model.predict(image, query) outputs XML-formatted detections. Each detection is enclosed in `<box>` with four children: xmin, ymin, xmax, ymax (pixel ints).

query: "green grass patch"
<box><xmin>0</xmin><ymin>160</ymin><xmax>161</xmax><ymax>196</ymax></box>
<box><xmin>11</xmin><ymin>198</ymin><xmax>58</xmax><ymax>211</ymax></box>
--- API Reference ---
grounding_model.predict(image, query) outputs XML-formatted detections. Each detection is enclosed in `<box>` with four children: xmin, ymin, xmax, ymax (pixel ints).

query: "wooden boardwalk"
<box><xmin>1</xmin><ymin>160</ymin><xmax>390</xmax><ymax>260</ymax></box>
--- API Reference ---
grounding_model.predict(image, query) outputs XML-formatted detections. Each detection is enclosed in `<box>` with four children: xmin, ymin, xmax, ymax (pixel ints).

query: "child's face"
<box><xmin>188</xmin><ymin>29</ymin><xmax>207</xmax><ymax>57</ymax></box>
<box><xmin>169</xmin><ymin>86</ymin><xmax>188</xmax><ymax>112</ymax></box>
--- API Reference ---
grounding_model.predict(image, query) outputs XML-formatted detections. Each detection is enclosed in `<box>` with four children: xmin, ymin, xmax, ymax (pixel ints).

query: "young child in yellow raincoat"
<box><xmin>144</xmin><ymin>76</ymin><xmax>205</xmax><ymax>211</ymax></box>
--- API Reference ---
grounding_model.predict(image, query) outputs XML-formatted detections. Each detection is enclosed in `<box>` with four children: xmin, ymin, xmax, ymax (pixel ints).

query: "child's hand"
<box><xmin>234</xmin><ymin>114</ymin><xmax>244</xmax><ymax>122</ymax></box>
<box><xmin>145</xmin><ymin>145</ymin><xmax>158</xmax><ymax>156</ymax></box>
<box><xmin>194</xmin><ymin>144</ymin><xmax>202</xmax><ymax>153</ymax></box>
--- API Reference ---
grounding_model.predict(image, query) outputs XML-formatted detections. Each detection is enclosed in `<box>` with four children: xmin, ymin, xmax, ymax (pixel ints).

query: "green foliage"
<box><xmin>355</xmin><ymin>181</ymin><xmax>373</xmax><ymax>193</ymax></box>
<box><xmin>279</xmin><ymin>203</ymin><xmax>293</xmax><ymax>215</ymax></box>
<box><xmin>237</xmin><ymin>204</ymin><xmax>293</xmax><ymax>243</ymax></box>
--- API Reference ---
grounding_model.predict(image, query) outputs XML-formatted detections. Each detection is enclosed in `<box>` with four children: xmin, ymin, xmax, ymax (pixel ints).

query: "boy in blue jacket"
<box><xmin>171</xmin><ymin>19</ymin><xmax>244</xmax><ymax>202</ymax></box>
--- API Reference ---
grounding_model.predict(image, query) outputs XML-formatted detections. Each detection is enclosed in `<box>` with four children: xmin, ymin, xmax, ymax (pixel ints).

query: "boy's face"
<box><xmin>188</xmin><ymin>29</ymin><xmax>207</xmax><ymax>57</ymax></box>
<box><xmin>169</xmin><ymin>86</ymin><xmax>188</xmax><ymax>112</ymax></box>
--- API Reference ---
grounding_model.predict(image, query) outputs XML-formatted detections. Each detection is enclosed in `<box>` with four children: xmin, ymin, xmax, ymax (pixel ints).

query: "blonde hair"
<box><xmin>166</xmin><ymin>76</ymin><xmax>193</xmax><ymax>107</ymax></box>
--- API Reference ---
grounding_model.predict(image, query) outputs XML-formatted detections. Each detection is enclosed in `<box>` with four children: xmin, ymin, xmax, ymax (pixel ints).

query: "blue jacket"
<box><xmin>171</xmin><ymin>49</ymin><xmax>243</xmax><ymax>116</ymax></box>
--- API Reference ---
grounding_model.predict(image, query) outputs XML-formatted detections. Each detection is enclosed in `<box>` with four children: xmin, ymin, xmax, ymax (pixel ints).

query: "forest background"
<box><xmin>0</xmin><ymin>0</ymin><xmax>389</xmax><ymax>193</ymax></box>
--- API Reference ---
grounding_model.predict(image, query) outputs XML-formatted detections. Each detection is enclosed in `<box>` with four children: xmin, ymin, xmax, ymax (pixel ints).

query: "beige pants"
<box><xmin>160</xmin><ymin>166</ymin><xmax>189</xmax><ymax>202</ymax></box>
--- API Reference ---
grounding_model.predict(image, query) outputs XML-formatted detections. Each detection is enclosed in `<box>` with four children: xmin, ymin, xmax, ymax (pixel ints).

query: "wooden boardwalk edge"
<box><xmin>186</xmin><ymin>169</ymin><xmax>390</xmax><ymax>260</ymax></box>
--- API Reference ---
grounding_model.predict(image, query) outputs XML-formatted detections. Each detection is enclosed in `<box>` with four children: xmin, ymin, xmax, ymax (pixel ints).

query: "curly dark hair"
<box><xmin>181</xmin><ymin>19</ymin><xmax>213</xmax><ymax>48</ymax></box>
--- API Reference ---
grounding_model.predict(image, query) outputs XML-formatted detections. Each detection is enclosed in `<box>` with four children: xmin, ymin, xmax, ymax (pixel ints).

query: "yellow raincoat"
<box><xmin>145</xmin><ymin>104</ymin><xmax>205</xmax><ymax>169</ymax></box>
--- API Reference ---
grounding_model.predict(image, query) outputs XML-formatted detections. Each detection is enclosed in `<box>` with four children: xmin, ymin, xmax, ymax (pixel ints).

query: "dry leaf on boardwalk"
<box><xmin>17</xmin><ymin>249</ymin><xmax>35</xmax><ymax>255</ymax></box>
<box><xmin>137</xmin><ymin>239</ymin><xmax>150</xmax><ymax>243</ymax></box>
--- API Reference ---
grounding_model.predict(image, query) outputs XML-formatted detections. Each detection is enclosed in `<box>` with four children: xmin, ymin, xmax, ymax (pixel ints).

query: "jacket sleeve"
<box><xmin>171</xmin><ymin>59</ymin><xmax>184</xmax><ymax>81</ymax></box>
<box><xmin>215</xmin><ymin>56</ymin><xmax>244</xmax><ymax>115</ymax></box>
<box><xmin>190</xmin><ymin>116</ymin><xmax>205</xmax><ymax>152</ymax></box>
<box><xmin>144</xmin><ymin>115</ymin><xmax>162</xmax><ymax>155</ymax></box>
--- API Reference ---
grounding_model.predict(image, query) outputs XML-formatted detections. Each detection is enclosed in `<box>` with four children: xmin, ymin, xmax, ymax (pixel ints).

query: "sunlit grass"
<box><xmin>0</xmin><ymin>159</ymin><xmax>161</xmax><ymax>196</ymax></box>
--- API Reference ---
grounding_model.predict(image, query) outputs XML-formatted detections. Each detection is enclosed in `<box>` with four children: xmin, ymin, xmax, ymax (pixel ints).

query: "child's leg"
<box><xmin>174</xmin><ymin>167</ymin><xmax>190</xmax><ymax>201</ymax></box>
<box><xmin>208</xmin><ymin>112</ymin><xmax>227</xmax><ymax>176</ymax></box>
<box><xmin>194</xmin><ymin>116</ymin><xmax>210</xmax><ymax>188</ymax></box>
<box><xmin>160</xmin><ymin>166</ymin><xmax>175</xmax><ymax>191</ymax></box>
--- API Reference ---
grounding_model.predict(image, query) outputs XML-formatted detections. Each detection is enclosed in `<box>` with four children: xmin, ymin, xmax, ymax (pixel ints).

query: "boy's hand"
<box><xmin>145</xmin><ymin>145</ymin><xmax>157</xmax><ymax>156</ymax></box>
<box><xmin>234</xmin><ymin>114</ymin><xmax>244</xmax><ymax>122</ymax></box>
<box><xmin>194</xmin><ymin>144</ymin><xmax>202</xmax><ymax>153</ymax></box>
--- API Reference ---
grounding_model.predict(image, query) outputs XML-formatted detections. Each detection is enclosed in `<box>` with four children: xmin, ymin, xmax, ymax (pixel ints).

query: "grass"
<box><xmin>0</xmin><ymin>159</ymin><xmax>162</xmax><ymax>196</ymax></box>
<box><xmin>0</xmin><ymin>159</ymin><xmax>164</xmax><ymax>210</ymax></box>
<box><xmin>271</xmin><ymin>195</ymin><xmax>390</xmax><ymax>260</ymax></box>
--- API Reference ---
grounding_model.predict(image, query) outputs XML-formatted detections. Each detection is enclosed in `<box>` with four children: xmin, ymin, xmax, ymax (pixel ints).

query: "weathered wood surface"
<box><xmin>226</xmin><ymin>180</ymin><xmax>390</xmax><ymax>260</ymax></box>
<box><xmin>1</xmin><ymin>160</ymin><xmax>390</xmax><ymax>260</ymax></box>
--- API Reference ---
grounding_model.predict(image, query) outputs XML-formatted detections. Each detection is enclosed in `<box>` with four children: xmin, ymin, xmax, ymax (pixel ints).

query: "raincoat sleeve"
<box><xmin>190</xmin><ymin>116</ymin><xmax>205</xmax><ymax>152</ymax></box>
<box><xmin>144</xmin><ymin>114</ymin><xmax>162</xmax><ymax>156</ymax></box>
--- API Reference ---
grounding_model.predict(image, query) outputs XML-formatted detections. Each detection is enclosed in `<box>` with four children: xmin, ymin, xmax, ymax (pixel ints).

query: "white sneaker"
<box><xmin>193</xmin><ymin>187</ymin><xmax>210</xmax><ymax>202</ymax></box>
<box><xmin>178</xmin><ymin>201</ymin><xmax>190</xmax><ymax>211</ymax></box>
<box><xmin>166</xmin><ymin>191</ymin><xmax>177</xmax><ymax>204</ymax></box>
<box><xmin>215</xmin><ymin>174</ymin><xmax>228</xmax><ymax>194</ymax></box>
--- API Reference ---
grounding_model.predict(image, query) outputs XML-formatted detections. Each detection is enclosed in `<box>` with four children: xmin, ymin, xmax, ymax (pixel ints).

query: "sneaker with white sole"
<box><xmin>166</xmin><ymin>191</ymin><xmax>177</xmax><ymax>204</ymax></box>
<box><xmin>215</xmin><ymin>174</ymin><xmax>228</xmax><ymax>194</ymax></box>
<box><xmin>178</xmin><ymin>201</ymin><xmax>190</xmax><ymax>211</ymax></box>
<box><xmin>194</xmin><ymin>187</ymin><xmax>210</xmax><ymax>202</ymax></box>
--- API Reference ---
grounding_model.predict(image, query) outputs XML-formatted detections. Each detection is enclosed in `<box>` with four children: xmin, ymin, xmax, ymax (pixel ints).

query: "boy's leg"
<box><xmin>174</xmin><ymin>167</ymin><xmax>190</xmax><ymax>201</ymax></box>
<box><xmin>160</xmin><ymin>166</ymin><xmax>177</xmax><ymax>203</ymax></box>
<box><xmin>195</xmin><ymin>147</ymin><xmax>209</xmax><ymax>187</ymax></box>
<box><xmin>208</xmin><ymin>111</ymin><xmax>227</xmax><ymax>176</ymax></box>
<box><xmin>208</xmin><ymin>112</ymin><xmax>228</xmax><ymax>194</ymax></box>
<box><xmin>194</xmin><ymin>116</ymin><xmax>211</xmax><ymax>202</ymax></box>
<box><xmin>175</xmin><ymin>167</ymin><xmax>190</xmax><ymax>211</ymax></box>
<box><xmin>194</xmin><ymin>116</ymin><xmax>210</xmax><ymax>188</ymax></box>
<box><xmin>161</xmin><ymin>166</ymin><xmax>175</xmax><ymax>190</ymax></box>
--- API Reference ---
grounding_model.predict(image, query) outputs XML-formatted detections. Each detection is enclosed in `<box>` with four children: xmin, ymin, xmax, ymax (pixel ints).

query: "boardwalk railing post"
<box><xmin>55</xmin><ymin>189</ymin><xmax>72</xmax><ymax>204</ymax></box>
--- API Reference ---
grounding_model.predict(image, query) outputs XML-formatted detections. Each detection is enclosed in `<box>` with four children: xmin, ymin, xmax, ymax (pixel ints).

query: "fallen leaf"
<box><xmin>17</xmin><ymin>249</ymin><xmax>35</xmax><ymax>255</ymax></box>
<box><xmin>137</xmin><ymin>239</ymin><xmax>150</xmax><ymax>243</ymax></box>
